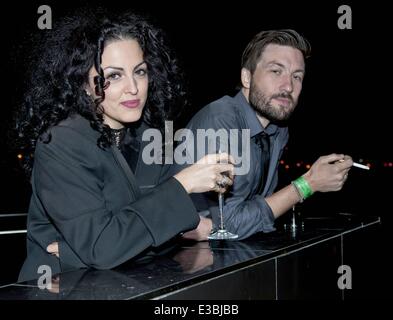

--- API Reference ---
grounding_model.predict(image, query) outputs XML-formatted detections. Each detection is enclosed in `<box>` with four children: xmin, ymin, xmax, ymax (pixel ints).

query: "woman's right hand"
<box><xmin>174</xmin><ymin>153</ymin><xmax>235</xmax><ymax>194</ymax></box>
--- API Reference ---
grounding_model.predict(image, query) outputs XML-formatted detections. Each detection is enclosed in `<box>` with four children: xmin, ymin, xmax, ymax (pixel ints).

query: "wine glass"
<box><xmin>208</xmin><ymin>151</ymin><xmax>238</xmax><ymax>240</ymax></box>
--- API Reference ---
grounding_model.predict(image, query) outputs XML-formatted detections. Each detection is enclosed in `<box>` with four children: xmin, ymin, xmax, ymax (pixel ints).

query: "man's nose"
<box><xmin>279</xmin><ymin>75</ymin><xmax>293</xmax><ymax>93</ymax></box>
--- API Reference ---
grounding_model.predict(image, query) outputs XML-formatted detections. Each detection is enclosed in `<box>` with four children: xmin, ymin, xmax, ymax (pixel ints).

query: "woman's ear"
<box><xmin>84</xmin><ymin>84</ymin><xmax>93</xmax><ymax>97</ymax></box>
<box><xmin>241</xmin><ymin>68</ymin><xmax>251</xmax><ymax>89</ymax></box>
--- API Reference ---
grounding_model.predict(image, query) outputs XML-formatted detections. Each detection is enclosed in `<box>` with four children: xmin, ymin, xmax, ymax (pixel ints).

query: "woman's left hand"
<box><xmin>181</xmin><ymin>216</ymin><xmax>213</xmax><ymax>241</ymax></box>
<box><xmin>47</xmin><ymin>242</ymin><xmax>59</xmax><ymax>258</ymax></box>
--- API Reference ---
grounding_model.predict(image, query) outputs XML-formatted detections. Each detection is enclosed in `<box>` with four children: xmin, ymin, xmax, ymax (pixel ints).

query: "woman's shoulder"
<box><xmin>35</xmin><ymin>115</ymin><xmax>104</xmax><ymax>167</ymax></box>
<box><xmin>37</xmin><ymin>114</ymin><xmax>100</xmax><ymax>152</ymax></box>
<box><xmin>43</xmin><ymin>114</ymin><xmax>98</xmax><ymax>142</ymax></box>
<box><xmin>57</xmin><ymin>114</ymin><xmax>98</xmax><ymax>137</ymax></box>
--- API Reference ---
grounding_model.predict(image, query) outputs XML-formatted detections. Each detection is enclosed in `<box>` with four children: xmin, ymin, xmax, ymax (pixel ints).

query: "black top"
<box><xmin>111</xmin><ymin>127</ymin><xmax>140</xmax><ymax>173</ymax></box>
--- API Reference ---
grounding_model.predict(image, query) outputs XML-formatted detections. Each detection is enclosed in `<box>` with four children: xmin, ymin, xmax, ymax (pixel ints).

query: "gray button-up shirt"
<box><xmin>167</xmin><ymin>91</ymin><xmax>289</xmax><ymax>239</ymax></box>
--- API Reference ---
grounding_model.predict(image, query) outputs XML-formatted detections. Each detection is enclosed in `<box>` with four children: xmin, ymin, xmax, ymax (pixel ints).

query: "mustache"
<box><xmin>270</xmin><ymin>92</ymin><xmax>294</xmax><ymax>103</ymax></box>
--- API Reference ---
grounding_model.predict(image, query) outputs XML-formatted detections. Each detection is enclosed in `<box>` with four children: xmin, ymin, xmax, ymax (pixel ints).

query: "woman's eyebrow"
<box><xmin>103</xmin><ymin>66</ymin><xmax>124</xmax><ymax>71</ymax></box>
<box><xmin>102</xmin><ymin>61</ymin><xmax>146</xmax><ymax>72</ymax></box>
<box><xmin>133</xmin><ymin>61</ymin><xmax>147</xmax><ymax>70</ymax></box>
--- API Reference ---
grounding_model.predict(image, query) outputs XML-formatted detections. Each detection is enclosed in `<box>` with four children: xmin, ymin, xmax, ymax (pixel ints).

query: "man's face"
<box><xmin>248</xmin><ymin>44</ymin><xmax>305</xmax><ymax>123</ymax></box>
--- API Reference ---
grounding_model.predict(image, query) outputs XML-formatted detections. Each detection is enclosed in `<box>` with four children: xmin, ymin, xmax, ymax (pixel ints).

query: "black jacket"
<box><xmin>18</xmin><ymin>115</ymin><xmax>199</xmax><ymax>282</ymax></box>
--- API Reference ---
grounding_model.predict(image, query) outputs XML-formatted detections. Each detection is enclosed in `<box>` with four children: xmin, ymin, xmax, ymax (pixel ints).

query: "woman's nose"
<box><xmin>125</xmin><ymin>76</ymin><xmax>138</xmax><ymax>95</ymax></box>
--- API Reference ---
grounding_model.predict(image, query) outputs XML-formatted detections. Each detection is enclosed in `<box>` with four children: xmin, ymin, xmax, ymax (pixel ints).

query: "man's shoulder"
<box><xmin>200</xmin><ymin>95</ymin><xmax>238</xmax><ymax>115</ymax></box>
<box><xmin>188</xmin><ymin>95</ymin><xmax>244</xmax><ymax>129</ymax></box>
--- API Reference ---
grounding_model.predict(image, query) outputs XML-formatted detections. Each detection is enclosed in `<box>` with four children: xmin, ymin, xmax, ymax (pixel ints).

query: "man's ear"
<box><xmin>241</xmin><ymin>68</ymin><xmax>251</xmax><ymax>89</ymax></box>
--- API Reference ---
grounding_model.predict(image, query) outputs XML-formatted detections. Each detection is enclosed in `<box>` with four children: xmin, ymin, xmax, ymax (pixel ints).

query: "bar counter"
<box><xmin>0</xmin><ymin>214</ymin><xmax>382</xmax><ymax>299</ymax></box>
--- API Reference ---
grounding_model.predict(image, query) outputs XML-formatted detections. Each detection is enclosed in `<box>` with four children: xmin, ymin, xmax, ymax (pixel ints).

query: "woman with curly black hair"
<box><xmin>16</xmin><ymin>10</ymin><xmax>233</xmax><ymax>282</ymax></box>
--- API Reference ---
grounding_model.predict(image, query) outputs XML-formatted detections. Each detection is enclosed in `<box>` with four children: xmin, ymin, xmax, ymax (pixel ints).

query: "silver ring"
<box><xmin>216</xmin><ymin>176</ymin><xmax>229</xmax><ymax>188</ymax></box>
<box><xmin>213</xmin><ymin>183</ymin><xmax>221</xmax><ymax>191</ymax></box>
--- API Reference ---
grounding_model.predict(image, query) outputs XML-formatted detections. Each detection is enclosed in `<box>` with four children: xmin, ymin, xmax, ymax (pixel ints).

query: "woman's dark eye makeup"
<box><xmin>106</xmin><ymin>72</ymin><xmax>121</xmax><ymax>80</ymax></box>
<box><xmin>104</xmin><ymin>63</ymin><xmax>147</xmax><ymax>80</ymax></box>
<box><xmin>135</xmin><ymin>68</ymin><xmax>147</xmax><ymax>76</ymax></box>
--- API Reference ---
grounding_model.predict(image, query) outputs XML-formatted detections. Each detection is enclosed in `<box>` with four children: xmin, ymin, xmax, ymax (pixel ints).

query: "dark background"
<box><xmin>1</xmin><ymin>0</ymin><xmax>391</xmax><ymax>215</ymax></box>
<box><xmin>0</xmin><ymin>1</ymin><xmax>391</xmax><ymax>288</ymax></box>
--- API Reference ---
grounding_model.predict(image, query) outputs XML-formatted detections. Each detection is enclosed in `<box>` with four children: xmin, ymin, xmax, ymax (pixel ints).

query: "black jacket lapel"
<box><xmin>111</xmin><ymin>146</ymin><xmax>141</xmax><ymax>199</ymax></box>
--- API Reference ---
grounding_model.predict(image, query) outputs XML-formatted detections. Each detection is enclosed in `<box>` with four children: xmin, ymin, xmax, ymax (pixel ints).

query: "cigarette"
<box><xmin>352</xmin><ymin>162</ymin><xmax>370</xmax><ymax>170</ymax></box>
<box><xmin>338</xmin><ymin>159</ymin><xmax>370</xmax><ymax>170</ymax></box>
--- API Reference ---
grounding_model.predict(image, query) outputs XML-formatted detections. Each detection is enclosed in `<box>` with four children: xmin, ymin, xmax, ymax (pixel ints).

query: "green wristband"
<box><xmin>292</xmin><ymin>176</ymin><xmax>313</xmax><ymax>201</ymax></box>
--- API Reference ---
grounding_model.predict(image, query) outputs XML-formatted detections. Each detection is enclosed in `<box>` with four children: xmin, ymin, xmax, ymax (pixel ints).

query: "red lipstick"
<box><xmin>120</xmin><ymin>99</ymin><xmax>140</xmax><ymax>108</ymax></box>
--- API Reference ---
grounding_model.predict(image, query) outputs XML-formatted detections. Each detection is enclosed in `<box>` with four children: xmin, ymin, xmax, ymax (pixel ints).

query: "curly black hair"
<box><xmin>14</xmin><ymin>8</ymin><xmax>187</xmax><ymax>176</ymax></box>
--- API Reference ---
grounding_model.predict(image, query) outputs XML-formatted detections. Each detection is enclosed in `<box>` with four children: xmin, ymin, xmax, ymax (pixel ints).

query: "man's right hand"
<box><xmin>303</xmin><ymin>153</ymin><xmax>353</xmax><ymax>193</ymax></box>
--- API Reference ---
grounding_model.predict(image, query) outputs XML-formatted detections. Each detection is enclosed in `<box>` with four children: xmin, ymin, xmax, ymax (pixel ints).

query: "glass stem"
<box><xmin>218</xmin><ymin>193</ymin><xmax>224</xmax><ymax>230</ymax></box>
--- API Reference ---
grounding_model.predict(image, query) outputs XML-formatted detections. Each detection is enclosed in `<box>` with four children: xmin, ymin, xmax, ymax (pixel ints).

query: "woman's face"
<box><xmin>87</xmin><ymin>39</ymin><xmax>148</xmax><ymax>129</ymax></box>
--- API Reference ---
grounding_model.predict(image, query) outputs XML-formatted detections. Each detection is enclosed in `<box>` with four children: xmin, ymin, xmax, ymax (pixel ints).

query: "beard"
<box><xmin>248</xmin><ymin>80</ymin><xmax>297</xmax><ymax>123</ymax></box>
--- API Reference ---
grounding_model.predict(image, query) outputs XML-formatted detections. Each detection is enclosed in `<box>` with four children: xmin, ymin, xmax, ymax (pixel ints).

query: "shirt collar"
<box><xmin>234</xmin><ymin>91</ymin><xmax>278</xmax><ymax>137</ymax></box>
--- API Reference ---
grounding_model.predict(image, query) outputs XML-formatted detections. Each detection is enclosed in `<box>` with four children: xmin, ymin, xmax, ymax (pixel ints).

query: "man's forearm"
<box><xmin>265</xmin><ymin>184</ymin><xmax>301</xmax><ymax>218</ymax></box>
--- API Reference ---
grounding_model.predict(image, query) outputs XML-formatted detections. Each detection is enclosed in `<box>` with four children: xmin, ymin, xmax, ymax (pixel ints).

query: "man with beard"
<box><xmin>168</xmin><ymin>29</ymin><xmax>353</xmax><ymax>240</ymax></box>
